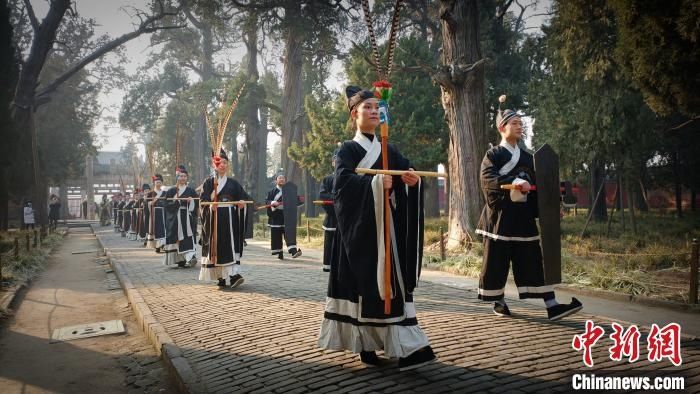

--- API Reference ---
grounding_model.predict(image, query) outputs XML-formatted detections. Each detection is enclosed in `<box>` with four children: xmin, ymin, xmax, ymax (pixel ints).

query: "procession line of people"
<box><xmin>104</xmin><ymin>85</ymin><xmax>582</xmax><ymax>374</ymax></box>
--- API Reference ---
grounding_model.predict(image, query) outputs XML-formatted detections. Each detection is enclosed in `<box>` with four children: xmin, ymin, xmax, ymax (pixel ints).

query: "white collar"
<box><xmin>499</xmin><ymin>139</ymin><xmax>518</xmax><ymax>153</ymax></box>
<box><xmin>276</xmin><ymin>185</ymin><xmax>282</xmax><ymax>191</ymax></box>
<box><xmin>353</xmin><ymin>131</ymin><xmax>382</xmax><ymax>170</ymax></box>
<box><xmin>498</xmin><ymin>140</ymin><xmax>521</xmax><ymax>176</ymax></box>
<box><xmin>353</xmin><ymin>131</ymin><xmax>379</xmax><ymax>151</ymax></box>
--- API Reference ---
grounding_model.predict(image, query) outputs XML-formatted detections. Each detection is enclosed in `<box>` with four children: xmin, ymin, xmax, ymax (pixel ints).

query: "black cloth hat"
<box><xmin>346</xmin><ymin>86</ymin><xmax>375</xmax><ymax>112</ymax></box>
<box><xmin>176</xmin><ymin>164</ymin><xmax>187</xmax><ymax>175</ymax></box>
<box><xmin>152</xmin><ymin>174</ymin><xmax>163</xmax><ymax>182</ymax></box>
<box><xmin>212</xmin><ymin>148</ymin><xmax>229</xmax><ymax>161</ymax></box>
<box><xmin>496</xmin><ymin>94</ymin><xmax>521</xmax><ymax>129</ymax></box>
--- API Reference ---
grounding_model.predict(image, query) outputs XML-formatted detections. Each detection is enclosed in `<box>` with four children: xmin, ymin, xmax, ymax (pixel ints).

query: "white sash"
<box><xmin>353</xmin><ymin>131</ymin><xmax>382</xmax><ymax>170</ymax></box>
<box><xmin>216</xmin><ymin>176</ymin><xmax>227</xmax><ymax>194</ymax></box>
<box><xmin>271</xmin><ymin>187</ymin><xmax>283</xmax><ymax>211</ymax></box>
<box><xmin>176</xmin><ymin>187</ymin><xmax>193</xmax><ymax>241</ymax></box>
<box><xmin>498</xmin><ymin>140</ymin><xmax>520</xmax><ymax>176</ymax></box>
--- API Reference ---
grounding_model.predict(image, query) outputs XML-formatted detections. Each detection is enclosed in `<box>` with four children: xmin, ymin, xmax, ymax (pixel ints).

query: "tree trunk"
<box><xmin>635</xmin><ymin>177</ymin><xmax>649</xmax><ymax>212</ymax></box>
<box><xmin>589</xmin><ymin>159</ymin><xmax>607</xmax><ymax>221</ymax></box>
<box><xmin>243</xmin><ymin>13</ymin><xmax>262</xmax><ymax>201</ymax></box>
<box><xmin>195</xmin><ymin>23</ymin><xmax>216</xmax><ymax>184</ymax></box>
<box><xmin>673</xmin><ymin>148</ymin><xmax>683</xmax><ymax>218</ymax></box>
<box><xmin>424</xmin><ymin>175</ymin><xmax>440</xmax><ymax>218</ymax></box>
<box><xmin>280</xmin><ymin>3</ymin><xmax>304</xmax><ymax>186</ymax></box>
<box><xmin>11</xmin><ymin>1</ymin><xmax>70</xmax><ymax>229</ymax></box>
<box><xmin>0</xmin><ymin>168</ymin><xmax>7</xmax><ymax>231</ymax></box>
<box><xmin>437</xmin><ymin>0</ymin><xmax>488</xmax><ymax>247</ymax></box>
<box><xmin>230</xmin><ymin>137</ymin><xmax>240</xmax><ymax>178</ymax></box>
<box><xmin>304</xmin><ymin>169</ymin><xmax>317</xmax><ymax>218</ymax></box>
<box><xmin>59</xmin><ymin>181</ymin><xmax>68</xmax><ymax>220</ymax></box>
<box><xmin>258</xmin><ymin>105</ymin><xmax>270</xmax><ymax>198</ymax></box>
<box><xmin>618</xmin><ymin>172</ymin><xmax>625</xmax><ymax>232</ymax></box>
<box><xmin>626</xmin><ymin>179</ymin><xmax>637</xmax><ymax>234</ymax></box>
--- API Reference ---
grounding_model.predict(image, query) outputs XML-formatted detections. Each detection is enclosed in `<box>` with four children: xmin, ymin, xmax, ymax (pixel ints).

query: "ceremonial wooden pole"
<box><xmin>381</xmin><ymin>114</ymin><xmax>392</xmax><ymax>315</ymax></box>
<box><xmin>356</xmin><ymin>168</ymin><xmax>447</xmax><ymax>178</ymax></box>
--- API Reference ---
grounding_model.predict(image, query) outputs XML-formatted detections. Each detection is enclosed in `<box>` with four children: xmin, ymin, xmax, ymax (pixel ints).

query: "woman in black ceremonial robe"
<box><xmin>317</xmin><ymin>86</ymin><xmax>435</xmax><ymax>371</ymax></box>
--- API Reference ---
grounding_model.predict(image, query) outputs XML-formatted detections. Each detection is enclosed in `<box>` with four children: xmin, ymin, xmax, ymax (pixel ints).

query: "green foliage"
<box><xmin>609</xmin><ymin>0</ymin><xmax>700</xmax><ymax>117</ymax></box>
<box><xmin>291</xmin><ymin>35</ymin><xmax>448</xmax><ymax>180</ymax></box>
<box><xmin>288</xmin><ymin>95</ymin><xmax>349</xmax><ymax>180</ymax></box>
<box><xmin>528</xmin><ymin>0</ymin><xmax>657</xmax><ymax>183</ymax></box>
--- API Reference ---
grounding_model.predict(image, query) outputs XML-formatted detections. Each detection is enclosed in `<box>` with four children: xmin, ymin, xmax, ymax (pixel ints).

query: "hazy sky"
<box><xmin>29</xmin><ymin>0</ymin><xmax>552</xmax><ymax>153</ymax></box>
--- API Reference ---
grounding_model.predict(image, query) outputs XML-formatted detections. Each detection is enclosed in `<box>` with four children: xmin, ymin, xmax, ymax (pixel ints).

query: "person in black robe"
<box><xmin>99</xmin><ymin>194</ymin><xmax>110</xmax><ymax>226</ymax></box>
<box><xmin>49</xmin><ymin>194</ymin><xmax>61</xmax><ymax>230</ymax></box>
<box><xmin>127</xmin><ymin>190</ymin><xmax>140</xmax><ymax>241</ymax></box>
<box><xmin>319</xmin><ymin>149</ymin><xmax>339</xmax><ymax>272</ymax></box>
<box><xmin>163</xmin><ymin>165</ymin><xmax>198</xmax><ymax>268</ymax></box>
<box><xmin>120</xmin><ymin>192</ymin><xmax>132</xmax><ymax>237</ymax></box>
<box><xmin>317</xmin><ymin>86</ymin><xmax>435</xmax><ymax>371</ymax></box>
<box><xmin>149</xmin><ymin>175</ymin><xmax>167</xmax><ymax>252</ymax></box>
<box><xmin>265</xmin><ymin>175</ymin><xmax>302</xmax><ymax>260</ymax></box>
<box><xmin>476</xmin><ymin>95</ymin><xmax>582</xmax><ymax>321</ymax></box>
<box><xmin>138</xmin><ymin>184</ymin><xmax>150</xmax><ymax>244</ymax></box>
<box><xmin>199</xmin><ymin>149</ymin><xmax>250</xmax><ymax>288</ymax></box>
<box><xmin>116</xmin><ymin>194</ymin><xmax>125</xmax><ymax>234</ymax></box>
<box><xmin>112</xmin><ymin>194</ymin><xmax>121</xmax><ymax>232</ymax></box>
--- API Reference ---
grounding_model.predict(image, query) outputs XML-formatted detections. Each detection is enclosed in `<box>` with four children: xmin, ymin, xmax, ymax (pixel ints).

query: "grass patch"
<box><xmin>279</xmin><ymin>208</ymin><xmax>699</xmax><ymax>303</ymax></box>
<box><xmin>0</xmin><ymin>229</ymin><xmax>65</xmax><ymax>285</ymax></box>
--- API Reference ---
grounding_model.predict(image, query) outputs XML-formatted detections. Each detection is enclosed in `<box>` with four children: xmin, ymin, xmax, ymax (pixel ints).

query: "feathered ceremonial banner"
<box><xmin>361</xmin><ymin>0</ymin><xmax>404</xmax><ymax>315</ymax></box>
<box><xmin>203</xmin><ymin>83</ymin><xmax>246</xmax><ymax>265</ymax></box>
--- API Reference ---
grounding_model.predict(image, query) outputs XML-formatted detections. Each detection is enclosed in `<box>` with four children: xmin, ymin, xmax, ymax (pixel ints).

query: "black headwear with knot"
<box><xmin>346</xmin><ymin>86</ymin><xmax>375</xmax><ymax>112</ymax></box>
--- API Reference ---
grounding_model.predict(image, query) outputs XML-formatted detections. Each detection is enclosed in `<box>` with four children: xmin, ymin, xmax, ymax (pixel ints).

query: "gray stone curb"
<box><xmin>93</xmin><ymin>227</ymin><xmax>207</xmax><ymax>393</ymax></box>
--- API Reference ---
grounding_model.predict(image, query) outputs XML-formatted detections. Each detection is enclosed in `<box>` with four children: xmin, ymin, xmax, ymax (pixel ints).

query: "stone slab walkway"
<box><xmin>93</xmin><ymin>226</ymin><xmax>700</xmax><ymax>393</ymax></box>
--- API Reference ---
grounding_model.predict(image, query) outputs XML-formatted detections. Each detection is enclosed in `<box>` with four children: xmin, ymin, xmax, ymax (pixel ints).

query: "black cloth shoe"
<box><xmin>547</xmin><ymin>297</ymin><xmax>583</xmax><ymax>321</ymax></box>
<box><xmin>291</xmin><ymin>249</ymin><xmax>302</xmax><ymax>258</ymax></box>
<box><xmin>229</xmin><ymin>274</ymin><xmax>245</xmax><ymax>289</ymax></box>
<box><xmin>277</xmin><ymin>252</ymin><xmax>284</xmax><ymax>260</ymax></box>
<box><xmin>398</xmin><ymin>346</ymin><xmax>436</xmax><ymax>371</ymax></box>
<box><xmin>217</xmin><ymin>278</ymin><xmax>226</xmax><ymax>287</ymax></box>
<box><xmin>493</xmin><ymin>302</ymin><xmax>511</xmax><ymax>317</ymax></box>
<box><xmin>155</xmin><ymin>247</ymin><xmax>162</xmax><ymax>254</ymax></box>
<box><xmin>359</xmin><ymin>351</ymin><xmax>381</xmax><ymax>367</ymax></box>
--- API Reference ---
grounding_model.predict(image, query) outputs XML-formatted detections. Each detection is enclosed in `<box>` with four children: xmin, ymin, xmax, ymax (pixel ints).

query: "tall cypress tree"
<box><xmin>0</xmin><ymin>0</ymin><xmax>19</xmax><ymax>230</ymax></box>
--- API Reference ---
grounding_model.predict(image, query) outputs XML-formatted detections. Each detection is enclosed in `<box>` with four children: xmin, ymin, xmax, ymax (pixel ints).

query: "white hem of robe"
<box><xmin>318</xmin><ymin>310</ymin><xmax>429</xmax><ymax>359</ymax></box>
<box><xmin>198</xmin><ymin>262</ymin><xmax>239</xmax><ymax>281</ymax></box>
<box><xmin>162</xmin><ymin>244</ymin><xmax>183</xmax><ymax>266</ymax></box>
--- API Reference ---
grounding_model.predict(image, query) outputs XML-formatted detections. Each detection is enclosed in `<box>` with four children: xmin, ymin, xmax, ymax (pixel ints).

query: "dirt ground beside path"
<box><xmin>0</xmin><ymin>227</ymin><xmax>172</xmax><ymax>394</ymax></box>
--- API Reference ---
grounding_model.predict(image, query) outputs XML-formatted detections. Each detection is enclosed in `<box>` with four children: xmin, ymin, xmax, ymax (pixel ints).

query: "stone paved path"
<box><xmin>94</xmin><ymin>226</ymin><xmax>700</xmax><ymax>393</ymax></box>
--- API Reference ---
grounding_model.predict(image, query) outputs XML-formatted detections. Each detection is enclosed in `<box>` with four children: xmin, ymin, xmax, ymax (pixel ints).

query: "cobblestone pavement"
<box><xmin>94</xmin><ymin>227</ymin><xmax>700</xmax><ymax>393</ymax></box>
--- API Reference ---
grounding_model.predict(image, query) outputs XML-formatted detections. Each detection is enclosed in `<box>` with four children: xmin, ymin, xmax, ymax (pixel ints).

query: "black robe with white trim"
<box><xmin>117</xmin><ymin>200</ymin><xmax>125</xmax><ymax>231</ymax></box>
<box><xmin>138</xmin><ymin>197</ymin><xmax>148</xmax><ymax>241</ymax></box>
<box><xmin>199</xmin><ymin>175</ymin><xmax>250</xmax><ymax>281</ymax></box>
<box><xmin>476</xmin><ymin>142</ymin><xmax>539</xmax><ymax>241</ymax></box>
<box><xmin>265</xmin><ymin>187</ymin><xmax>284</xmax><ymax>227</ymax></box>
<box><xmin>151</xmin><ymin>189</ymin><xmax>167</xmax><ymax>247</ymax></box>
<box><xmin>122</xmin><ymin>200</ymin><xmax>134</xmax><ymax>234</ymax></box>
<box><xmin>163</xmin><ymin>186</ymin><xmax>198</xmax><ymax>261</ymax></box>
<box><xmin>319</xmin><ymin>174</ymin><xmax>337</xmax><ymax>272</ymax></box>
<box><xmin>318</xmin><ymin>132</ymin><xmax>429</xmax><ymax>359</ymax></box>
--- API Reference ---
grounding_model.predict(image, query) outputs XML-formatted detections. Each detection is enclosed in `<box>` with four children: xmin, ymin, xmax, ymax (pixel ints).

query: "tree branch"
<box><xmin>495</xmin><ymin>0</ymin><xmax>515</xmax><ymax>20</ymax></box>
<box><xmin>35</xmin><ymin>8</ymin><xmax>184</xmax><ymax>105</ymax></box>
<box><xmin>180</xmin><ymin>0</ymin><xmax>204</xmax><ymax>29</ymax></box>
<box><xmin>22</xmin><ymin>0</ymin><xmax>39</xmax><ymax>32</ymax></box>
